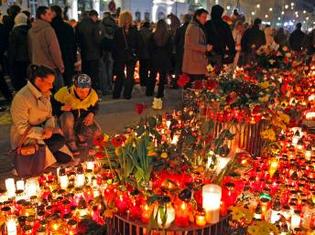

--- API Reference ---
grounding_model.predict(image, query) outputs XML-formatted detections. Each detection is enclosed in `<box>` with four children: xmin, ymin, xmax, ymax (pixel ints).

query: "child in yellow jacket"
<box><xmin>53</xmin><ymin>74</ymin><xmax>100</xmax><ymax>154</ymax></box>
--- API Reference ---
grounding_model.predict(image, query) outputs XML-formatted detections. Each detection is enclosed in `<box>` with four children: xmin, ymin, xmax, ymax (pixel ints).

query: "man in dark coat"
<box><xmin>241</xmin><ymin>18</ymin><xmax>266</xmax><ymax>64</ymax></box>
<box><xmin>173</xmin><ymin>14</ymin><xmax>191</xmax><ymax>88</ymax></box>
<box><xmin>139</xmin><ymin>21</ymin><xmax>152</xmax><ymax>87</ymax></box>
<box><xmin>205</xmin><ymin>5</ymin><xmax>235</xmax><ymax>69</ymax></box>
<box><xmin>8</xmin><ymin>12</ymin><xmax>30</xmax><ymax>91</ymax></box>
<box><xmin>76</xmin><ymin>10</ymin><xmax>104</xmax><ymax>91</ymax></box>
<box><xmin>51</xmin><ymin>5</ymin><xmax>77</xmax><ymax>86</ymax></box>
<box><xmin>0</xmin><ymin>15</ymin><xmax>13</xmax><ymax>106</ymax></box>
<box><xmin>289</xmin><ymin>23</ymin><xmax>306</xmax><ymax>52</ymax></box>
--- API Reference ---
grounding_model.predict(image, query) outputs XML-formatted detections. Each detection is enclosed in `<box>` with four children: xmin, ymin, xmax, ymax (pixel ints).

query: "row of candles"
<box><xmin>235</xmin><ymin>127</ymin><xmax>315</xmax><ymax>233</ymax></box>
<box><xmin>0</xmin><ymin>157</ymin><xmax>228</xmax><ymax>234</ymax></box>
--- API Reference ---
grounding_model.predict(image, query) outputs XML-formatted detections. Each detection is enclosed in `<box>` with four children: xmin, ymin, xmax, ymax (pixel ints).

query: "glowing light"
<box><xmin>226</xmin><ymin>5</ymin><xmax>231</xmax><ymax>10</ymax></box>
<box><xmin>269</xmin><ymin>8</ymin><xmax>273</xmax><ymax>12</ymax></box>
<box><xmin>265</xmin><ymin>14</ymin><xmax>269</xmax><ymax>18</ymax></box>
<box><xmin>285</xmin><ymin>5</ymin><xmax>289</xmax><ymax>9</ymax></box>
<box><xmin>281</xmin><ymin>11</ymin><xmax>284</xmax><ymax>15</ymax></box>
<box><xmin>256</xmin><ymin>4</ymin><xmax>260</xmax><ymax>8</ymax></box>
<box><xmin>251</xmin><ymin>11</ymin><xmax>255</xmax><ymax>16</ymax></box>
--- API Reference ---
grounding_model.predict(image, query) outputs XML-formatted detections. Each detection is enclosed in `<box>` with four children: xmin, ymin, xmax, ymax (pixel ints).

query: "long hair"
<box><xmin>118</xmin><ymin>10</ymin><xmax>132</xmax><ymax>28</ymax></box>
<box><xmin>153</xmin><ymin>19</ymin><xmax>169</xmax><ymax>47</ymax></box>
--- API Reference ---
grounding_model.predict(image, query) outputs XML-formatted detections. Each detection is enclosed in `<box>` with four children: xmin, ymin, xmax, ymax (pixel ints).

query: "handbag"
<box><xmin>122</xmin><ymin>28</ymin><xmax>137</xmax><ymax>62</ymax></box>
<box><xmin>12</xmin><ymin>126</ymin><xmax>46</xmax><ymax>177</ymax></box>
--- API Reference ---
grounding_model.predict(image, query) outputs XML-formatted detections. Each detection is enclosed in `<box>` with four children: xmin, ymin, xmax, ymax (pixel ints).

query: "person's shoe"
<box><xmin>67</xmin><ymin>141</ymin><xmax>80</xmax><ymax>156</ymax></box>
<box><xmin>152</xmin><ymin>98</ymin><xmax>163</xmax><ymax>110</ymax></box>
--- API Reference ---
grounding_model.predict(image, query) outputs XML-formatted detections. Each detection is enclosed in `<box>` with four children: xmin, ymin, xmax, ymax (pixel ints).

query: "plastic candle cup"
<box><xmin>16</xmin><ymin>179</ymin><xmax>25</xmax><ymax>192</ymax></box>
<box><xmin>75</xmin><ymin>174</ymin><xmax>85</xmax><ymax>188</ymax></box>
<box><xmin>5</xmin><ymin>178</ymin><xmax>16</xmax><ymax>198</ymax></box>
<box><xmin>269</xmin><ymin>158</ymin><xmax>279</xmax><ymax>178</ymax></box>
<box><xmin>6</xmin><ymin>217</ymin><xmax>17</xmax><ymax>235</ymax></box>
<box><xmin>202</xmin><ymin>184</ymin><xmax>222</xmax><ymax>224</ymax></box>
<box><xmin>195</xmin><ymin>211</ymin><xmax>207</xmax><ymax>226</ymax></box>
<box><xmin>291</xmin><ymin>210</ymin><xmax>301</xmax><ymax>230</ymax></box>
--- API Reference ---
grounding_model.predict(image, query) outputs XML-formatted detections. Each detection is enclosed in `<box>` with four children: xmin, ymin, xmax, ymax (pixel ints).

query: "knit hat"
<box><xmin>14</xmin><ymin>13</ymin><xmax>28</xmax><ymax>26</ymax></box>
<box><xmin>73</xmin><ymin>74</ymin><xmax>92</xmax><ymax>88</ymax></box>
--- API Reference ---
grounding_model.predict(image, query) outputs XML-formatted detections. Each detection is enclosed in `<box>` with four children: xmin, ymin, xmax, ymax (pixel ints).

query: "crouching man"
<box><xmin>53</xmin><ymin>74</ymin><xmax>100</xmax><ymax>154</ymax></box>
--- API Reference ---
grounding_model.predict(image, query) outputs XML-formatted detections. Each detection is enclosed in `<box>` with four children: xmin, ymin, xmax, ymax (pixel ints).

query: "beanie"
<box><xmin>14</xmin><ymin>13</ymin><xmax>28</xmax><ymax>26</ymax></box>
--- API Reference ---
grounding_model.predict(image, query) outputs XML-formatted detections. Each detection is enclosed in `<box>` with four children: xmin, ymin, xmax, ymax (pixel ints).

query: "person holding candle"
<box><xmin>10</xmin><ymin>65</ymin><xmax>73</xmax><ymax>174</ymax></box>
<box><xmin>52</xmin><ymin>74</ymin><xmax>101</xmax><ymax>154</ymax></box>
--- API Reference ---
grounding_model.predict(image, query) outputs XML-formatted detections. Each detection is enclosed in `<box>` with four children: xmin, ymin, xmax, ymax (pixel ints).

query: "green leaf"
<box><xmin>136</xmin><ymin>126</ymin><xmax>145</xmax><ymax>136</ymax></box>
<box><xmin>185</xmin><ymin>134</ymin><xmax>196</xmax><ymax>145</ymax></box>
<box><xmin>135</xmin><ymin>167</ymin><xmax>145</xmax><ymax>184</ymax></box>
<box><xmin>148</xmin><ymin>117</ymin><xmax>157</xmax><ymax>128</ymax></box>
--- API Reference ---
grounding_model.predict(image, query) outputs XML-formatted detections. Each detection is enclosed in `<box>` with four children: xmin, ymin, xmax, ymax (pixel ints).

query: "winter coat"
<box><xmin>28</xmin><ymin>19</ymin><xmax>64</xmax><ymax>72</ymax></box>
<box><xmin>182</xmin><ymin>20</ymin><xmax>208</xmax><ymax>75</ymax></box>
<box><xmin>174</xmin><ymin>22</ymin><xmax>189</xmax><ymax>64</ymax></box>
<box><xmin>76</xmin><ymin>18</ymin><xmax>104</xmax><ymax>61</ymax></box>
<box><xmin>8</xmin><ymin>24</ymin><xmax>29</xmax><ymax>64</ymax></box>
<box><xmin>139</xmin><ymin>27</ymin><xmax>153</xmax><ymax>60</ymax></box>
<box><xmin>51</xmin><ymin>17</ymin><xmax>77</xmax><ymax>72</ymax></box>
<box><xmin>205</xmin><ymin>18</ymin><xmax>235</xmax><ymax>57</ymax></box>
<box><xmin>0</xmin><ymin>21</ymin><xmax>9</xmax><ymax>58</ymax></box>
<box><xmin>149</xmin><ymin>34</ymin><xmax>172</xmax><ymax>72</ymax></box>
<box><xmin>10</xmin><ymin>82</ymin><xmax>57</xmax><ymax>168</ymax></box>
<box><xmin>112</xmin><ymin>26</ymin><xmax>141</xmax><ymax>63</ymax></box>
<box><xmin>241</xmin><ymin>25</ymin><xmax>266</xmax><ymax>52</ymax></box>
<box><xmin>289</xmin><ymin>29</ymin><xmax>306</xmax><ymax>51</ymax></box>
<box><xmin>274</xmin><ymin>29</ymin><xmax>288</xmax><ymax>47</ymax></box>
<box><xmin>53</xmin><ymin>85</ymin><xmax>99</xmax><ymax>119</ymax></box>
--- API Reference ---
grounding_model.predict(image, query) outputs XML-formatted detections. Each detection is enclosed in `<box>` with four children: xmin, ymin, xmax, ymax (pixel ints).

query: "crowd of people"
<box><xmin>0</xmin><ymin>4</ymin><xmax>315</xmax><ymax>172</ymax></box>
<box><xmin>0</xmin><ymin>5</ymin><xmax>315</xmax><ymax>106</ymax></box>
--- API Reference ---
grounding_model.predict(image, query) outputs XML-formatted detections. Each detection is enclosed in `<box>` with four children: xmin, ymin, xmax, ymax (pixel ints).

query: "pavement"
<box><xmin>0</xmin><ymin>86</ymin><xmax>182</xmax><ymax>187</ymax></box>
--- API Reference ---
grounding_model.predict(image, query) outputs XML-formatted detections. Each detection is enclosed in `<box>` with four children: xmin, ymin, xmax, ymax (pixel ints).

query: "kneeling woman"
<box><xmin>10</xmin><ymin>65</ymin><xmax>73</xmax><ymax>172</ymax></box>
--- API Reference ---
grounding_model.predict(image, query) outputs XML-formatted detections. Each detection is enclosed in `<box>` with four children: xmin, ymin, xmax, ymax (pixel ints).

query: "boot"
<box><xmin>152</xmin><ymin>97</ymin><xmax>163</xmax><ymax>110</ymax></box>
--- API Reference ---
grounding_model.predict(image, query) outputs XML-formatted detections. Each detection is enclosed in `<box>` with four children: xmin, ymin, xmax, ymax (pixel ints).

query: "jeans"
<box><xmin>139</xmin><ymin>59</ymin><xmax>150</xmax><ymax>87</ymax></box>
<box><xmin>0</xmin><ymin>56</ymin><xmax>12</xmax><ymax>102</ymax></box>
<box><xmin>113</xmin><ymin>61</ymin><xmax>136</xmax><ymax>99</ymax></box>
<box><xmin>82</xmin><ymin>59</ymin><xmax>100</xmax><ymax>90</ymax></box>
<box><xmin>99</xmin><ymin>53</ymin><xmax>113</xmax><ymax>95</ymax></box>
<box><xmin>59</xmin><ymin>112</ymin><xmax>99</xmax><ymax>144</ymax></box>
<box><xmin>146</xmin><ymin>69</ymin><xmax>167</xmax><ymax>98</ymax></box>
<box><xmin>11</xmin><ymin>61</ymin><xmax>28</xmax><ymax>92</ymax></box>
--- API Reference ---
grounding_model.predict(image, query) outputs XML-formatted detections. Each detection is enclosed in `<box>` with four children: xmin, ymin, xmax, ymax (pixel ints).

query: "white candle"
<box><xmin>270</xmin><ymin>209</ymin><xmax>281</xmax><ymax>224</ymax></box>
<box><xmin>86</xmin><ymin>161</ymin><xmax>95</xmax><ymax>171</ymax></box>
<box><xmin>5</xmin><ymin>178</ymin><xmax>16</xmax><ymax>198</ymax></box>
<box><xmin>16</xmin><ymin>179</ymin><xmax>25</xmax><ymax>191</ymax></box>
<box><xmin>154</xmin><ymin>204</ymin><xmax>175</xmax><ymax>229</ymax></box>
<box><xmin>75</xmin><ymin>174</ymin><xmax>85</xmax><ymax>188</ymax></box>
<box><xmin>59</xmin><ymin>175</ymin><xmax>69</xmax><ymax>190</ymax></box>
<box><xmin>6</xmin><ymin>217</ymin><xmax>17</xmax><ymax>235</ymax></box>
<box><xmin>202</xmin><ymin>184</ymin><xmax>222</xmax><ymax>224</ymax></box>
<box><xmin>305</xmin><ymin>150</ymin><xmax>312</xmax><ymax>161</ymax></box>
<box><xmin>25</xmin><ymin>179</ymin><xmax>39</xmax><ymax>198</ymax></box>
<box><xmin>291</xmin><ymin>211</ymin><xmax>301</xmax><ymax>230</ymax></box>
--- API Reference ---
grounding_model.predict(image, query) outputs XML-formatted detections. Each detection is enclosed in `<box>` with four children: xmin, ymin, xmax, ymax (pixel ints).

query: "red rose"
<box><xmin>206</xmin><ymin>79</ymin><xmax>218</xmax><ymax>91</ymax></box>
<box><xmin>93</xmin><ymin>134</ymin><xmax>105</xmax><ymax>146</ymax></box>
<box><xmin>111</xmin><ymin>135</ymin><xmax>127</xmax><ymax>148</ymax></box>
<box><xmin>177</xmin><ymin>74</ymin><xmax>190</xmax><ymax>88</ymax></box>
<box><xmin>135</xmin><ymin>103</ymin><xmax>145</xmax><ymax>115</ymax></box>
